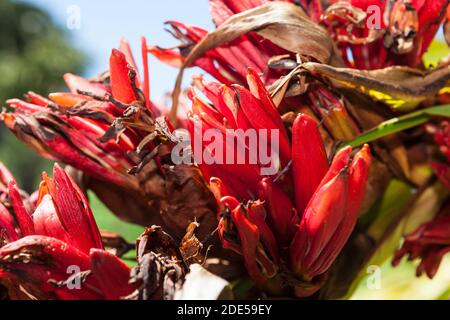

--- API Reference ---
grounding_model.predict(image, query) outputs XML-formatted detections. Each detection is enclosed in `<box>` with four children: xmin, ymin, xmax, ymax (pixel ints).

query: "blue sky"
<box><xmin>19</xmin><ymin>0</ymin><xmax>213</xmax><ymax>99</ymax></box>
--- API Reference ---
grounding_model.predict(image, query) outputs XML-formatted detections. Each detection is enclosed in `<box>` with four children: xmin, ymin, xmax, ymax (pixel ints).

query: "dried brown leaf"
<box><xmin>171</xmin><ymin>1</ymin><xmax>341</xmax><ymax>123</ymax></box>
<box><xmin>128</xmin><ymin>226</ymin><xmax>184</xmax><ymax>300</ymax></box>
<box><xmin>302</xmin><ymin>62</ymin><xmax>450</xmax><ymax>110</ymax></box>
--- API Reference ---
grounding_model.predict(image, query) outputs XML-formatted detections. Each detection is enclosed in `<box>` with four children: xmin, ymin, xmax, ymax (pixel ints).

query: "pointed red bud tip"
<box><xmin>109</xmin><ymin>49</ymin><xmax>137</xmax><ymax>104</ymax></box>
<box><xmin>51</xmin><ymin>164</ymin><xmax>103</xmax><ymax>253</ymax></box>
<box><xmin>308</xmin><ymin>145</ymin><xmax>372</xmax><ymax>277</ymax></box>
<box><xmin>316</xmin><ymin>146</ymin><xmax>352</xmax><ymax>190</ymax></box>
<box><xmin>347</xmin><ymin>144</ymin><xmax>372</xmax><ymax>219</ymax></box>
<box><xmin>119</xmin><ymin>38</ymin><xmax>139</xmax><ymax>80</ymax></box>
<box><xmin>90</xmin><ymin>249</ymin><xmax>135</xmax><ymax>300</ymax></box>
<box><xmin>246</xmin><ymin>68</ymin><xmax>287</xmax><ymax>135</ymax></box>
<box><xmin>292</xmin><ymin>113</ymin><xmax>329</xmax><ymax>215</ymax></box>
<box><xmin>232</xmin><ymin>84</ymin><xmax>291</xmax><ymax>166</ymax></box>
<box><xmin>191</xmin><ymin>94</ymin><xmax>223</xmax><ymax>123</ymax></box>
<box><xmin>141</xmin><ymin>36</ymin><xmax>151</xmax><ymax>111</ymax></box>
<box><xmin>8</xmin><ymin>180</ymin><xmax>35</xmax><ymax>237</ymax></box>
<box><xmin>209</xmin><ymin>177</ymin><xmax>230</xmax><ymax>204</ymax></box>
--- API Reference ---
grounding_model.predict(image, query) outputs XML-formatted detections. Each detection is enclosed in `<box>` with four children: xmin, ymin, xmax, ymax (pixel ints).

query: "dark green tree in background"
<box><xmin>0</xmin><ymin>0</ymin><xmax>85</xmax><ymax>191</ymax></box>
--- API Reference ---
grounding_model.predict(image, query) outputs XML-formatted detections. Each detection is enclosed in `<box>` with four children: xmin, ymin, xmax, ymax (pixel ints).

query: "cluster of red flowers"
<box><xmin>187</xmin><ymin>69</ymin><xmax>371</xmax><ymax>295</ymax></box>
<box><xmin>0</xmin><ymin>163</ymin><xmax>134</xmax><ymax>299</ymax></box>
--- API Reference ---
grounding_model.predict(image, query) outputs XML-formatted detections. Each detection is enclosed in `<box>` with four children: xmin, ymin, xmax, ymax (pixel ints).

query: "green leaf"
<box><xmin>343</xmin><ymin>180</ymin><xmax>413</xmax><ymax>299</ymax></box>
<box><xmin>344</xmin><ymin>181</ymin><xmax>448</xmax><ymax>299</ymax></box>
<box><xmin>423</xmin><ymin>41</ymin><xmax>450</xmax><ymax>67</ymax></box>
<box><xmin>345</xmin><ymin>105</ymin><xmax>450</xmax><ymax>148</ymax></box>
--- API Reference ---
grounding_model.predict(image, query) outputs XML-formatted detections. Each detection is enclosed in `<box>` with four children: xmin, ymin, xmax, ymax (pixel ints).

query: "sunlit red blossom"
<box><xmin>149</xmin><ymin>0</ymin><xmax>301</xmax><ymax>86</ymax></box>
<box><xmin>189</xmin><ymin>69</ymin><xmax>372</xmax><ymax>296</ymax></box>
<box><xmin>0</xmin><ymin>162</ymin><xmax>135</xmax><ymax>300</ymax></box>
<box><xmin>0</xmin><ymin>38</ymin><xmax>153</xmax><ymax>192</ymax></box>
<box><xmin>151</xmin><ymin>0</ymin><xmax>448</xmax><ymax>88</ymax></box>
<box><xmin>0</xmin><ymin>39</ymin><xmax>218</xmax><ymax>234</ymax></box>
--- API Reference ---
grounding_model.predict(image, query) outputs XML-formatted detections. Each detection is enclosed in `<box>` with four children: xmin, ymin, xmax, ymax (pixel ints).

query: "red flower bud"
<box><xmin>258</xmin><ymin>178</ymin><xmax>298</xmax><ymax>246</ymax></box>
<box><xmin>109</xmin><ymin>49</ymin><xmax>138</xmax><ymax>104</ymax></box>
<box><xmin>292</xmin><ymin>114</ymin><xmax>329</xmax><ymax>215</ymax></box>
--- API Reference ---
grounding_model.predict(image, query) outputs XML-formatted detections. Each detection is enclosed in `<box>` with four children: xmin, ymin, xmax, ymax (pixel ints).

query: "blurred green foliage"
<box><xmin>88</xmin><ymin>191</ymin><xmax>143</xmax><ymax>243</ymax></box>
<box><xmin>0</xmin><ymin>0</ymin><xmax>85</xmax><ymax>191</ymax></box>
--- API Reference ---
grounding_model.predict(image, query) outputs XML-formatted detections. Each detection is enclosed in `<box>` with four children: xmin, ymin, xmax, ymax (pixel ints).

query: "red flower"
<box><xmin>151</xmin><ymin>0</ymin><xmax>448</xmax><ymax>86</ymax></box>
<box><xmin>1</xmin><ymin>39</ymin><xmax>152</xmax><ymax>191</ymax></box>
<box><xmin>393</xmin><ymin>199</ymin><xmax>450</xmax><ymax>279</ymax></box>
<box><xmin>149</xmin><ymin>0</ymin><xmax>297</xmax><ymax>86</ymax></box>
<box><xmin>1</xmin><ymin>38</ymin><xmax>218</xmax><ymax>239</ymax></box>
<box><xmin>322</xmin><ymin>0</ymin><xmax>448</xmax><ymax>69</ymax></box>
<box><xmin>0</xmin><ymin>163</ymin><xmax>135</xmax><ymax>300</ymax></box>
<box><xmin>189</xmin><ymin>69</ymin><xmax>372</xmax><ymax>296</ymax></box>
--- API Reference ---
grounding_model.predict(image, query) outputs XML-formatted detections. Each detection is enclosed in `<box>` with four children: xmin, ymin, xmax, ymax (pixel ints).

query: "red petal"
<box><xmin>247</xmin><ymin>201</ymin><xmax>279</xmax><ymax>263</ymax></box>
<box><xmin>90</xmin><ymin>249</ymin><xmax>135</xmax><ymax>300</ymax></box>
<box><xmin>119</xmin><ymin>38</ymin><xmax>140</xmax><ymax>84</ymax></box>
<box><xmin>292</xmin><ymin>114</ymin><xmax>328</xmax><ymax>215</ymax></box>
<box><xmin>141</xmin><ymin>36</ymin><xmax>152</xmax><ymax>111</ymax></box>
<box><xmin>258</xmin><ymin>178</ymin><xmax>297</xmax><ymax>246</ymax></box>
<box><xmin>148</xmin><ymin>45</ymin><xmax>184</xmax><ymax>68</ymax></box>
<box><xmin>64</xmin><ymin>73</ymin><xmax>109</xmax><ymax>96</ymax></box>
<box><xmin>0</xmin><ymin>235</ymin><xmax>105</xmax><ymax>299</ymax></box>
<box><xmin>0</xmin><ymin>235</ymin><xmax>90</xmax><ymax>269</ymax></box>
<box><xmin>8</xmin><ymin>180</ymin><xmax>34</xmax><ymax>236</ymax></box>
<box><xmin>0</xmin><ymin>203</ymin><xmax>19</xmax><ymax>242</ymax></box>
<box><xmin>6</xmin><ymin>99</ymin><xmax>45</xmax><ymax>113</ymax></box>
<box><xmin>231</xmin><ymin>206</ymin><xmax>267</xmax><ymax>284</ymax></box>
<box><xmin>25</xmin><ymin>92</ymin><xmax>53</xmax><ymax>106</ymax></box>
<box><xmin>109</xmin><ymin>49</ymin><xmax>137</xmax><ymax>104</ymax></box>
<box><xmin>310</xmin><ymin>145</ymin><xmax>372</xmax><ymax>276</ymax></box>
<box><xmin>290</xmin><ymin>170</ymin><xmax>348</xmax><ymax>280</ymax></box>
<box><xmin>233</xmin><ymin>84</ymin><xmax>291</xmax><ymax>167</ymax></box>
<box><xmin>50</xmin><ymin>164</ymin><xmax>103</xmax><ymax>253</ymax></box>
<box><xmin>246</xmin><ymin>68</ymin><xmax>287</xmax><ymax>136</ymax></box>
<box><xmin>33</xmin><ymin>194</ymin><xmax>72</xmax><ymax>244</ymax></box>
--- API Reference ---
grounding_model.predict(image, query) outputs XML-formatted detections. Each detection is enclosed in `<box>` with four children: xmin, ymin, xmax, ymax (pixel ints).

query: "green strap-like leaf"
<box><xmin>345</xmin><ymin>105</ymin><xmax>450</xmax><ymax>148</ymax></box>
